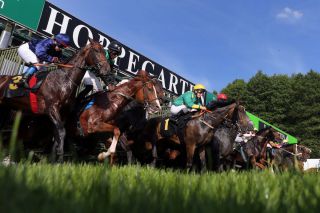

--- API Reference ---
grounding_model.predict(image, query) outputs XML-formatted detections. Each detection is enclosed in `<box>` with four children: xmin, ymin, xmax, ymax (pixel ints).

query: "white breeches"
<box><xmin>170</xmin><ymin>105</ymin><xmax>188</xmax><ymax>115</ymax></box>
<box><xmin>82</xmin><ymin>71</ymin><xmax>103</xmax><ymax>92</ymax></box>
<box><xmin>18</xmin><ymin>43</ymin><xmax>41</xmax><ymax>71</ymax></box>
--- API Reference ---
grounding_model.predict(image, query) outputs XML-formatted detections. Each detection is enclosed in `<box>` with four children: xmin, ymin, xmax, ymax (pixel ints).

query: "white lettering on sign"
<box><xmin>158</xmin><ymin>69</ymin><xmax>166</xmax><ymax>89</ymax></box>
<box><xmin>0</xmin><ymin>0</ymin><xmax>5</xmax><ymax>9</ymax></box>
<box><xmin>142</xmin><ymin>60</ymin><xmax>155</xmax><ymax>72</ymax></box>
<box><xmin>73</xmin><ymin>25</ymin><xmax>93</xmax><ymax>48</ymax></box>
<box><xmin>98</xmin><ymin>34</ymin><xmax>111</xmax><ymax>49</ymax></box>
<box><xmin>39</xmin><ymin>2</ymin><xmax>196</xmax><ymax>95</ymax></box>
<box><xmin>126</xmin><ymin>51</ymin><xmax>140</xmax><ymax>75</ymax></box>
<box><xmin>180</xmin><ymin>78</ymin><xmax>189</xmax><ymax>93</ymax></box>
<box><xmin>168</xmin><ymin>73</ymin><xmax>178</xmax><ymax>94</ymax></box>
<box><xmin>43</xmin><ymin>6</ymin><xmax>71</xmax><ymax>35</ymax></box>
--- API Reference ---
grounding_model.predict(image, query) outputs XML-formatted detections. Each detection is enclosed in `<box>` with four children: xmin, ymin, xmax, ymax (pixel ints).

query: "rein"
<box><xmin>110</xmin><ymin>78</ymin><xmax>158</xmax><ymax>105</ymax></box>
<box><xmin>278</xmin><ymin>147</ymin><xmax>302</xmax><ymax>156</ymax></box>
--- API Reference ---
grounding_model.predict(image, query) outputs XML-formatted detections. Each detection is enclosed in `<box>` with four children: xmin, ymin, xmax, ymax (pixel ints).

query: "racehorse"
<box><xmin>210</xmin><ymin>105</ymin><xmax>253</xmax><ymax>171</ymax></box>
<box><xmin>112</xmin><ymin>79</ymin><xmax>166</xmax><ymax>164</ymax></box>
<box><xmin>134</xmin><ymin>102</ymin><xmax>251</xmax><ymax>171</ymax></box>
<box><xmin>235</xmin><ymin>127</ymin><xmax>282</xmax><ymax>169</ymax></box>
<box><xmin>272</xmin><ymin>144</ymin><xmax>311</xmax><ymax>172</ymax></box>
<box><xmin>74</xmin><ymin>70</ymin><xmax>162</xmax><ymax>164</ymax></box>
<box><xmin>183</xmin><ymin>103</ymin><xmax>251</xmax><ymax>171</ymax></box>
<box><xmin>0</xmin><ymin>39</ymin><xmax>110</xmax><ymax>162</ymax></box>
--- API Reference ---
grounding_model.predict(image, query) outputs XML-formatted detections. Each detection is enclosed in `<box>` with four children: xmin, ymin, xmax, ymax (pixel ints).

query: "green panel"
<box><xmin>0</xmin><ymin>0</ymin><xmax>45</xmax><ymax>30</ymax></box>
<box><xmin>246</xmin><ymin>111</ymin><xmax>298</xmax><ymax>144</ymax></box>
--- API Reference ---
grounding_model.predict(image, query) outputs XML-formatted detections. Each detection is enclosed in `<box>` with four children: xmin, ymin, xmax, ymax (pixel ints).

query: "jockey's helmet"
<box><xmin>217</xmin><ymin>93</ymin><xmax>228</xmax><ymax>101</ymax></box>
<box><xmin>193</xmin><ymin>84</ymin><xmax>206</xmax><ymax>94</ymax></box>
<box><xmin>108</xmin><ymin>41</ymin><xmax>122</xmax><ymax>55</ymax></box>
<box><xmin>54</xmin><ymin>34</ymin><xmax>71</xmax><ymax>47</ymax></box>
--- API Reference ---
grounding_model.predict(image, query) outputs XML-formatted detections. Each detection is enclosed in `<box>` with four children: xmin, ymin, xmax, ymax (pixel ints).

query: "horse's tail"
<box><xmin>0</xmin><ymin>75</ymin><xmax>11</xmax><ymax>99</ymax></box>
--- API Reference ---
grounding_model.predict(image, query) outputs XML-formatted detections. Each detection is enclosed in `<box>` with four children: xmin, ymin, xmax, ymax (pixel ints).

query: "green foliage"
<box><xmin>222</xmin><ymin>70</ymin><xmax>320</xmax><ymax>157</ymax></box>
<box><xmin>0</xmin><ymin>165</ymin><xmax>320</xmax><ymax>213</ymax></box>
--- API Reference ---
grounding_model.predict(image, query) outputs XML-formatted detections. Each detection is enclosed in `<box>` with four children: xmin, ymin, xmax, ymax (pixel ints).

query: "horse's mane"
<box><xmin>256</xmin><ymin>126</ymin><xmax>272</xmax><ymax>135</ymax></box>
<box><xmin>211</xmin><ymin>102</ymin><xmax>236</xmax><ymax>114</ymax></box>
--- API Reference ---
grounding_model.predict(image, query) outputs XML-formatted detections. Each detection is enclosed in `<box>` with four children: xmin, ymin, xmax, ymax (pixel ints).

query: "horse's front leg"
<box><xmin>185</xmin><ymin>143</ymin><xmax>196</xmax><ymax>172</ymax></box>
<box><xmin>49</xmin><ymin>108</ymin><xmax>65</xmax><ymax>163</ymax></box>
<box><xmin>198</xmin><ymin>147</ymin><xmax>207</xmax><ymax>173</ymax></box>
<box><xmin>93</xmin><ymin>122</ymin><xmax>120</xmax><ymax>165</ymax></box>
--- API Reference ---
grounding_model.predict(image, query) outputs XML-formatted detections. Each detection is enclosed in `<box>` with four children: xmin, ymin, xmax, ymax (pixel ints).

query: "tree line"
<box><xmin>221</xmin><ymin>70</ymin><xmax>320</xmax><ymax>158</ymax></box>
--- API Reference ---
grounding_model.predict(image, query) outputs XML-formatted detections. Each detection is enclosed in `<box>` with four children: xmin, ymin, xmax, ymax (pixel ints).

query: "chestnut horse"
<box><xmin>0</xmin><ymin>39</ymin><xmax>110</xmax><ymax>162</ymax></box>
<box><xmin>76</xmin><ymin>70</ymin><xmax>162</xmax><ymax>164</ymax></box>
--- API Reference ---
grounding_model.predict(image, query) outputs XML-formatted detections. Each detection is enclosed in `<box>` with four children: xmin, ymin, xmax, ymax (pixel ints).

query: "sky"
<box><xmin>48</xmin><ymin>0</ymin><xmax>320</xmax><ymax>92</ymax></box>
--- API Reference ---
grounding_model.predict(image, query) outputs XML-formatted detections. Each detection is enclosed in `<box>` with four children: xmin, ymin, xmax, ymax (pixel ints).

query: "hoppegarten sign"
<box><xmin>37</xmin><ymin>2</ymin><xmax>194</xmax><ymax>95</ymax></box>
<box><xmin>0</xmin><ymin>0</ymin><xmax>45</xmax><ymax>30</ymax></box>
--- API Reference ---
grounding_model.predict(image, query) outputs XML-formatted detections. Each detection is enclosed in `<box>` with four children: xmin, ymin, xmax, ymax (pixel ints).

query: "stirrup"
<box><xmin>16</xmin><ymin>77</ymin><xmax>29</xmax><ymax>88</ymax></box>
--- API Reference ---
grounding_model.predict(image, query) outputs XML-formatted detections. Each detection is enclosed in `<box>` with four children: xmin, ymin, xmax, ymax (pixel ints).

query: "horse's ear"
<box><xmin>89</xmin><ymin>38</ymin><xmax>95</xmax><ymax>44</ymax></box>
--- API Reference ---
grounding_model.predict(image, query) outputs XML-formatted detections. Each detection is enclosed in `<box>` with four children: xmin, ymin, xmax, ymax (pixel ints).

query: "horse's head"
<box><xmin>297</xmin><ymin>145</ymin><xmax>311</xmax><ymax>162</ymax></box>
<box><xmin>255</xmin><ymin>127</ymin><xmax>281</xmax><ymax>144</ymax></box>
<box><xmin>81</xmin><ymin>39</ymin><xmax>111</xmax><ymax>76</ymax></box>
<box><xmin>233</xmin><ymin>104</ymin><xmax>254</xmax><ymax>133</ymax></box>
<box><xmin>133</xmin><ymin>70</ymin><xmax>162</xmax><ymax>114</ymax></box>
<box><xmin>153</xmin><ymin>79</ymin><xmax>166</xmax><ymax>105</ymax></box>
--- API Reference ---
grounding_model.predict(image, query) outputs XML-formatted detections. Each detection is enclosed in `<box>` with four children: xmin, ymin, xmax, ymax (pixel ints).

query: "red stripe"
<box><xmin>29</xmin><ymin>76</ymin><xmax>38</xmax><ymax>113</ymax></box>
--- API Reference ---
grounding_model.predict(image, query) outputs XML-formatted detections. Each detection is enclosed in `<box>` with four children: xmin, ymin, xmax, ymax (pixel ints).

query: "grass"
<box><xmin>0</xmin><ymin>164</ymin><xmax>320</xmax><ymax>213</ymax></box>
<box><xmin>1</xmin><ymin>112</ymin><xmax>320</xmax><ymax>212</ymax></box>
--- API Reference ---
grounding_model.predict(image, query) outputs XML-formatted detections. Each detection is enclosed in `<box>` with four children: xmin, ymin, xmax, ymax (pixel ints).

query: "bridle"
<box><xmin>112</xmin><ymin>77</ymin><xmax>160</xmax><ymax>109</ymax></box>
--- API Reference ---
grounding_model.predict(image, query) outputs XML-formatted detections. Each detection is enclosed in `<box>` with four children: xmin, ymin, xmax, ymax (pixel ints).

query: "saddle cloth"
<box><xmin>5</xmin><ymin>71</ymin><xmax>49</xmax><ymax>98</ymax></box>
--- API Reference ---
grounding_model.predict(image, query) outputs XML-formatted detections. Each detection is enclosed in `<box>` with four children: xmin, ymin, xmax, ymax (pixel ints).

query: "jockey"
<box><xmin>17</xmin><ymin>33</ymin><xmax>71</xmax><ymax>87</ymax></box>
<box><xmin>79</xmin><ymin>40</ymin><xmax>122</xmax><ymax>99</ymax></box>
<box><xmin>170</xmin><ymin>84</ymin><xmax>216</xmax><ymax>116</ymax></box>
<box><xmin>217</xmin><ymin>93</ymin><xmax>228</xmax><ymax>101</ymax></box>
<box><xmin>206</xmin><ymin>92</ymin><xmax>235</xmax><ymax>110</ymax></box>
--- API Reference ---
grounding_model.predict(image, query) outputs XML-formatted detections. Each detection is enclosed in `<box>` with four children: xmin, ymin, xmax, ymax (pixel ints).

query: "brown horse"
<box><xmin>76</xmin><ymin>70</ymin><xmax>162</xmax><ymax>164</ymax></box>
<box><xmin>237</xmin><ymin>127</ymin><xmax>282</xmax><ymax>169</ymax></box>
<box><xmin>183</xmin><ymin>103</ymin><xmax>251</xmax><ymax>171</ymax></box>
<box><xmin>210</xmin><ymin>105</ymin><xmax>253</xmax><ymax>172</ymax></box>
<box><xmin>272</xmin><ymin>144</ymin><xmax>311</xmax><ymax>172</ymax></box>
<box><xmin>133</xmin><ymin>102</ymin><xmax>251</xmax><ymax>171</ymax></box>
<box><xmin>0</xmin><ymin>39</ymin><xmax>110</xmax><ymax>162</ymax></box>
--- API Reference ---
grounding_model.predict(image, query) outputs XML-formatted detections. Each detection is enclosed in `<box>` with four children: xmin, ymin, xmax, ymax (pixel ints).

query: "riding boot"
<box><xmin>240</xmin><ymin>146</ymin><xmax>247</xmax><ymax>162</ymax></box>
<box><xmin>170</xmin><ymin>110</ymin><xmax>187</xmax><ymax>124</ymax></box>
<box><xmin>77</xmin><ymin>85</ymin><xmax>93</xmax><ymax>101</ymax></box>
<box><xmin>19</xmin><ymin>66</ymin><xmax>37</xmax><ymax>88</ymax></box>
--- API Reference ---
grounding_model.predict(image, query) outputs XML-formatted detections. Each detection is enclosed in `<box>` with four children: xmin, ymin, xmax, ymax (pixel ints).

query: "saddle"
<box><xmin>4</xmin><ymin>71</ymin><xmax>49</xmax><ymax>98</ymax></box>
<box><xmin>159</xmin><ymin>112</ymin><xmax>192</xmax><ymax>138</ymax></box>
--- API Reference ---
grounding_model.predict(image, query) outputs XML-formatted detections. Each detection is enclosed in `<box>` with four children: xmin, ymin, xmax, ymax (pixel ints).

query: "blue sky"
<box><xmin>49</xmin><ymin>0</ymin><xmax>320</xmax><ymax>92</ymax></box>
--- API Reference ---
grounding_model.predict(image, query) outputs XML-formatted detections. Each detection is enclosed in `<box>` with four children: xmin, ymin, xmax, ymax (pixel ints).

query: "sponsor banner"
<box><xmin>37</xmin><ymin>2</ymin><xmax>194</xmax><ymax>95</ymax></box>
<box><xmin>0</xmin><ymin>0</ymin><xmax>45</xmax><ymax>30</ymax></box>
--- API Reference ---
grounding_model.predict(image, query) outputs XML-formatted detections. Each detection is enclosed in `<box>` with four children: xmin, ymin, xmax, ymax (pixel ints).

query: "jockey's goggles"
<box><xmin>194</xmin><ymin>89</ymin><xmax>205</xmax><ymax>94</ymax></box>
<box><xmin>57</xmin><ymin>44</ymin><xmax>65</xmax><ymax>48</ymax></box>
<box><xmin>110</xmin><ymin>50</ymin><xmax>120</xmax><ymax>56</ymax></box>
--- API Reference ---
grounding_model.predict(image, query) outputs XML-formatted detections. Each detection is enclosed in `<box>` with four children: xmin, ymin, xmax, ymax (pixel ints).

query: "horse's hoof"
<box><xmin>98</xmin><ymin>151</ymin><xmax>110</xmax><ymax>161</ymax></box>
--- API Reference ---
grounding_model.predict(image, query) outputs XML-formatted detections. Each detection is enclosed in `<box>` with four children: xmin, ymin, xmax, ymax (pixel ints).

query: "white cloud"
<box><xmin>276</xmin><ymin>7</ymin><xmax>303</xmax><ymax>21</ymax></box>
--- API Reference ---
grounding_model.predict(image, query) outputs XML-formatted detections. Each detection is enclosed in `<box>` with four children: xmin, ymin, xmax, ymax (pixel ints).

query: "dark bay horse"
<box><xmin>0</xmin><ymin>39</ymin><xmax>110</xmax><ymax>162</ymax></box>
<box><xmin>75</xmin><ymin>70</ymin><xmax>162</xmax><ymax>164</ymax></box>
<box><xmin>182</xmin><ymin>103</ymin><xmax>251</xmax><ymax>171</ymax></box>
<box><xmin>112</xmin><ymin>79</ymin><xmax>166</xmax><ymax>164</ymax></box>
<box><xmin>235</xmin><ymin>127</ymin><xmax>282</xmax><ymax>169</ymax></box>
<box><xmin>272</xmin><ymin>144</ymin><xmax>311</xmax><ymax>172</ymax></box>
<box><xmin>210</xmin><ymin>107</ymin><xmax>253</xmax><ymax>171</ymax></box>
<box><xmin>134</xmin><ymin>102</ymin><xmax>251</xmax><ymax>171</ymax></box>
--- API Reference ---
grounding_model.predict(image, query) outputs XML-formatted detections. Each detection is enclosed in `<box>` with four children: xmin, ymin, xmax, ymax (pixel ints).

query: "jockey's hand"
<box><xmin>51</xmin><ymin>57</ymin><xmax>59</xmax><ymax>63</ymax></box>
<box><xmin>200</xmin><ymin>106</ymin><xmax>207</xmax><ymax>110</ymax></box>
